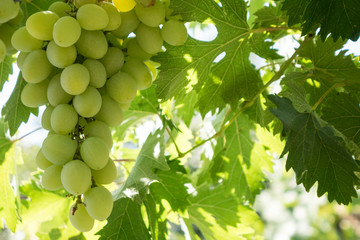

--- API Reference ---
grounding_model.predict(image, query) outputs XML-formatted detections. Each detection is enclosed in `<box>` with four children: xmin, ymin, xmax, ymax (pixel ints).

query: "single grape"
<box><xmin>11</xmin><ymin>26</ymin><xmax>43</xmax><ymax>52</ymax></box>
<box><xmin>61</xmin><ymin>160</ymin><xmax>92</xmax><ymax>195</ymax></box>
<box><xmin>112</xmin><ymin>10</ymin><xmax>140</xmax><ymax>38</ymax></box>
<box><xmin>82</xmin><ymin>59</ymin><xmax>107</xmax><ymax>88</ymax></box>
<box><xmin>113</xmin><ymin>0</ymin><xmax>136</xmax><ymax>12</ymax></box>
<box><xmin>53</xmin><ymin>16</ymin><xmax>81</xmax><ymax>47</ymax></box>
<box><xmin>22</xmin><ymin>49</ymin><xmax>53</xmax><ymax>84</ymax></box>
<box><xmin>41</xmin><ymin>165</ymin><xmax>63</xmax><ymax>191</ymax></box>
<box><xmin>122</xmin><ymin>58</ymin><xmax>152</xmax><ymax>90</ymax></box>
<box><xmin>76</xmin><ymin>29</ymin><xmax>108</xmax><ymax>59</ymax></box>
<box><xmin>91</xmin><ymin>159</ymin><xmax>117</xmax><ymax>185</ymax></box>
<box><xmin>41</xmin><ymin>105</ymin><xmax>54</xmax><ymax>130</ymax></box>
<box><xmin>135</xmin><ymin>0</ymin><xmax>165</xmax><ymax>27</ymax></box>
<box><xmin>100</xmin><ymin>47</ymin><xmax>124</xmax><ymax>78</ymax></box>
<box><xmin>48</xmin><ymin>2</ymin><xmax>72</xmax><ymax>18</ymax></box>
<box><xmin>0</xmin><ymin>39</ymin><xmax>5</xmax><ymax>63</ymax></box>
<box><xmin>60</xmin><ymin>63</ymin><xmax>90</xmax><ymax>95</ymax></box>
<box><xmin>161</xmin><ymin>20</ymin><xmax>188</xmax><ymax>46</ymax></box>
<box><xmin>80</xmin><ymin>137</ymin><xmax>109</xmax><ymax>170</ymax></box>
<box><xmin>17</xmin><ymin>52</ymin><xmax>29</xmax><ymax>70</ymax></box>
<box><xmin>76</xmin><ymin>4</ymin><xmax>109</xmax><ymax>31</ymax></box>
<box><xmin>26</xmin><ymin>11</ymin><xmax>59</xmax><ymax>41</ymax></box>
<box><xmin>83</xmin><ymin>186</ymin><xmax>113</xmax><ymax>220</ymax></box>
<box><xmin>73</xmin><ymin>86</ymin><xmax>102</xmax><ymax>117</ymax></box>
<box><xmin>74</xmin><ymin>0</ymin><xmax>97</xmax><ymax>8</ymax></box>
<box><xmin>95</xmin><ymin>95</ymin><xmax>124</xmax><ymax>127</ymax></box>
<box><xmin>84</xmin><ymin>120</ymin><xmax>113</xmax><ymax>149</ymax></box>
<box><xmin>51</xmin><ymin>104</ymin><xmax>78</xmax><ymax>135</ymax></box>
<box><xmin>42</xmin><ymin>134</ymin><xmax>77</xmax><ymax>165</ymax></box>
<box><xmin>21</xmin><ymin>80</ymin><xmax>49</xmax><ymax>108</ymax></box>
<box><xmin>36</xmin><ymin>149</ymin><xmax>53</xmax><ymax>170</ymax></box>
<box><xmin>119</xmin><ymin>101</ymin><xmax>131</xmax><ymax>111</ymax></box>
<box><xmin>126</xmin><ymin>38</ymin><xmax>152</xmax><ymax>61</ymax></box>
<box><xmin>135</xmin><ymin>24</ymin><xmax>163</xmax><ymax>54</ymax></box>
<box><xmin>100</xmin><ymin>2</ymin><xmax>122</xmax><ymax>31</ymax></box>
<box><xmin>46</xmin><ymin>41</ymin><xmax>77</xmax><ymax>68</ymax></box>
<box><xmin>47</xmin><ymin>74</ymin><xmax>73</xmax><ymax>106</ymax></box>
<box><xmin>0</xmin><ymin>0</ymin><xmax>19</xmax><ymax>23</ymax></box>
<box><xmin>106</xmin><ymin>71</ymin><xmax>137</xmax><ymax>103</ymax></box>
<box><xmin>69</xmin><ymin>204</ymin><xmax>94</xmax><ymax>232</ymax></box>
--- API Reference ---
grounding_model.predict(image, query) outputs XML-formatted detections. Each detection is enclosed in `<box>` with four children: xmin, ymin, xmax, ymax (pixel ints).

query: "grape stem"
<box><xmin>114</xmin><ymin>159</ymin><xmax>136</xmax><ymax>162</ymax></box>
<box><xmin>12</xmin><ymin>127</ymin><xmax>42</xmax><ymax>143</ymax></box>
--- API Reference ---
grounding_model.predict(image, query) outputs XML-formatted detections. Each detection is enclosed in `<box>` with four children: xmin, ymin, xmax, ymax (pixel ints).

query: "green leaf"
<box><xmin>143</xmin><ymin>194</ymin><xmax>167</xmax><ymax>240</ymax></box>
<box><xmin>21</xmin><ymin>0</ymin><xmax>56</xmax><ymax>19</ymax></box>
<box><xmin>248</xmin><ymin>33</ymin><xmax>283</xmax><ymax>60</ymax></box>
<box><xmin>1</xmin><ymin>74</ymin><xmax>38</xmax><ymax>136</ymax></box>
<box><xmin>0</xmin><ymin>119</ymin><xmax>12</xmax><ymax>165</ymax></box>
<box><xmin>269</xmin><ymin>95</ymin><xmax>360</xmax><ymax>204</ymax></box>
<box><xmin>0</xmin><ymin>56</ymin><xmax>14</xmax><ymax>92</ymax></box>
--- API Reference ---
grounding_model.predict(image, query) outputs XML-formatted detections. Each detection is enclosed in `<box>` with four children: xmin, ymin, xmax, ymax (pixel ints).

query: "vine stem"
<box><xmin>12</xmin><ymin>127</ymin><xmax>42</xmax><ymax>143</ymax></box>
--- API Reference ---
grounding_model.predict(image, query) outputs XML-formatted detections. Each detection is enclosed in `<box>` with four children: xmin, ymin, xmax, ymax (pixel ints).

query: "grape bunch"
<box><xmin>13</xmin><ymin>0</ymin><xmax>187</xmax><ymax>232</ymax></box>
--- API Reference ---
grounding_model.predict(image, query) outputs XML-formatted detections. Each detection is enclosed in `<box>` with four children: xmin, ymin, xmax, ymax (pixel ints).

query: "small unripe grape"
<box><xmin>42</xmin><ymin>134</ymin><xmax>77</xmax><ymax>165</ymax></box>
<box><xmin>95</xmin><ymin>95</ymin><xmax>124</xmax><ymax>127</ymax></box>
<box><xmin>161</xmin><ymin>20</ymin><xmax>188</xmax><ymax>46</ymax></box>
<box><xmin>106</xmin><ymin>72</ymin><xmax>137</xmax><ymax>103</ymax></box>
<box><xmin>61</xmin><ymin>160</ymin><xmax>92</xmax><ymax>195</ymax></box>
<box><xmin>76</xmin><ymin>4</ymin><xmax>109</xmax><ymax>30</ymax></box>
<box><xmin>22</xmin><ymin>49</ymin><xmax>53</xmax><ymax>84</ymax></box>
<box><xmin>17</xmin><ymin>52</ymin><xmax>29</xmax><ymax>70</ymax></box>
<box><xmin>135</xmin><ymin>0</ymin><xmax>165</xmax><ymax>27</ymax></box>
<box><xmin>47</xmin><ymin>74</ymin><xmax>73</xmax><ymax>106</ymax></box>
<box><xmin>69</xmin><ymin>204</ymin><xmax>94</xmax><ymax>232</ymax></box>
<box><xmin>61</xmin><ymin>64</ymin><xmax>90</xmax><ymax>95</ymax></box>
<box><xmin>21</xmin><ymin>80</ymin><xmax>49</xmax><ymax>108</ymax></box>
<box><xmin>48</xmin><ymin>2</ymin><xmax>72</xmax><ymax>17</ymax></box>
<box><xmin>46</xmin><ymin>41</ymin><xmax>77</xmax><ymax>68</ymax></box>
<box><xmin>51</xmin><ymin>104</ymin><xmax>78</xmax><ymax>135</ymax></box>
<box><xmin>80</xmin><ymin>137</ymin><xmax>109</xmax><ymax>170</ymax></box>
<box><xmin>0</xmin><ymin>0</ymin><xmax>19</xmax><ymax>23</ymax></box>
<box><xmin>112</xmin><ymin>10</ymin><xmax>139</xmax><ymax>38</ymax></box>
<box><xmin>113</xmin><ymin>0</ymin><xmax>136</xmax><ymax>12</ymax></box>
<box><xmin>0</xmin><ymin>39</ymin><xmax>5</xmax><ymax>63</ymax></box>
<box><xmin>126</xmin><ymin>38</ymin><xmax>152</xmax><ymax>61</ymax></box>
<box><xmin>84</xmin><ymin>120</ymin><xmax>113</xmax><ymax>149</ymax></box>
<box><xmin>100</xmin><ymin>2</ymin><xmax>122</xmax><ymax>31</ymax></box>
<box><xmin>84</xmin><ymin>186</ymin><xmax>113</xmax><ymax>220</ymax></box>
<box><xmin>11</xmin><ymin>26</ymin><xmax>43</xmax><ymax>52</ymax></box>
<box><xmin>41</xmin><ymin>165</ymin><xmax>63</xmax><ymax>191</ymax></box>
<box><xmin>119</xmin><ymin>101</ymin><xmax>131</xmax><ymax>111</ymax></box>
<box><xmin>82</xmin><ymin>59</ymin><xmax>107</xmax><ymax>88</ymax></box>
<box><xmin>73</xmin><ymin>86</ymin><xmax>102</xmax><ymax>117</ymax></box>
<box><xmin>91</xmin><ymin>159</ymin><xmax>117</xmax><ymax>185</ymax></box>
<box><xmin>76</xmin><ymin>29</ymin><xmax>108</xmax><ymax>59</ymax></box>
<box><xmin>135</xmin><ymin>24</ymin><xmax>163</xmax><ymax>54</ymax></box>
<box><xmin>26</xmin><ymin>11</ymin><xmax>59</xmax><ymax>40</ymax></box>
<box><xmin>53</xmin><ymin>16</ymin><xmax>81</xmax><ymax>47</ymax></box>
<box><xmin>36</xmin><ymin>149</ymin><xmax>53</xmax><ymax>170</ymax></box>
<box><xmin>41</xmin><ymin>105</ymin><xmax>54</xmax><ymax>130</ymax></box>
<box><xmin>100</xmin><ymin>47</ymin><xmax>124</xmax><ymax>78</ymax></box>
<box><xmin>122</xmin><ymin>58</ymin><xmax>152</xmax><ymax>90</ymax></box>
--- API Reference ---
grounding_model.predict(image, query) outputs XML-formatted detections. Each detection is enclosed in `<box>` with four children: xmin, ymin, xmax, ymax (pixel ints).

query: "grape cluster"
<box><xmin>12</xmin><ymin>0</ymin><xmax>187</xmax><ymax>233</ymax></box>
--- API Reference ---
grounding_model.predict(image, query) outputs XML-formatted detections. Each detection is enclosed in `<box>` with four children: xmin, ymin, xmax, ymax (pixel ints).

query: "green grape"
<box><xmin>80</xmin><ymin>137</ymin><xmax>109</xmax><ymax>170</ymax></box>
<box><xmin>106</xmin><ymin>72</ymin><xmax>137</xmax><ymax>103</ymax></box>
<box><xmin>122</xmin><ymin>58</ymin><xmax>152</xmax><ymax>90</ymax></box>
<box><xmin>0</xmin><ymin>24</ymin><xmax>16</xmax><ymax>55</ymax></box>
<box><xmin>111</xmin><ymin>10</ymin><xmax>139</xmax><ymax>38</ymax></box>
<box><xmin>135</xmin><ymin>0</ymin><xmax>165</xmax><ymax>27</ymax></box>
<box><xmin>73</xmin><ymin>86</ymin><xmax>102</xmax><ymax>117</ymax></box>
<box><xmin>42</xmin><ymin>134</ymin><xmax>77</xmax><ymax>165</ymax></box>
<box><xmin>8</xmin><ymin>8</ymin><xmax>23</xmax><ymax>27</ymax></box>
<box><xmin>26</xmin><ymin>11</ymin><xmax>59</xmax><ymax>41</ymax></box>
<box><xmin>17</xmin><ymin>52</ymin><xmax>29</xmax><ymax>70</ymax></box>
<box><xmin>60</xmin><ymin>63</ymin><xmax>90</xmax><ymax>95</ymax></box>
<box><xmin>22</xmin><ymin>49</ymin><xmax>53</xmax><ymax>84</ymax></box>
<box><xmin>0</xmin><ymin>39</ymin><xmax>5</xmax><ymax>63</ymax></box>
<box><xmin>53</xmin><ymin>16</ymin><xmax>81</xmax><ymax>47</ymax></box>
<box><xmin>95</xmin><ymin>95</ymin><xmax>124</xmax><ymax>127</ymax></box>
<box><xmin>135</xmin><ymin>0</ymin><xmax>156</xmax><ymax>7</ymax></box>
<box><xmin>135</xmin><ymin>24</ymin><xmax>163</xmax><ymax>54</ymax></box>
<box><xmin>83</xmin><ymin>186</ymin><xmax>113</xmax><ymax>220</ymax></box>
<box><xmin>91</xmin><ymin>159</ymin><xmax>117</xmax><ymax>185</ymax></box>
<box><xmin>84</xmin><ymin>120</ymin><xmax>113</xmax><ymax>149</ymax></box>
<box><xmin>51</xmin><ymin>104</ymin><xmax>78</xmax><ymax>134</ymax></box>
<box><xmin>48</xmin><ymin>2</ymin><xmax>72</xmax><ymax>17</ymax></box>
<box><xmin>119</xmin><ymin>101</ymin><xmax>131</xmax><ymax>111</ymax></box>
<box><xmin>82</xmin><ymin>59</ymin><xmax>107</xmax><ymax>88</ymax></box>
<box><xmin>161</xmin><ymin>20</ymin><xmax>188</xmax><ymax>46</ymax></box>
<box><xmin>47</xmin><ymin>74</ymin><xmax>73</xmax><ymax>106</ymax></box>
<box><xmin>69</xmin><ymin>204</ymin><xmax>94</xmax><ymax>232</ymax></box>
<box><xmin>100</xmin><ymin>47</ymin><xmax>124</xmax><ymax>78</ymax></box>
<box><xmin>0</xmin><ymin>0</ymin><xmax>19</xmax><ymax>23</ymax></box>
<box><xmin>36</xmin><ymin>149</ymin><xmax>53</xmax><ymax>170</ymax></box>
<box><xmin>61</xmin><ymin>160</ymin><xmax>92</xmax><ymax>195</ymax></box>
<box><xmin>74</xmin><ymin>0</ymin><xmax>97</xmax><ymax>8</ymax></box>
<box><xmin>126</xmin><ymin>38</ymin><xmax>152</xmax><ymax>61</ymax></box>
<box><xmin>11</xmin><ymin>26</ymin><xmax>43</xmax><ymax>52</ymax></box>
<box><xmin>76</xmin><ymin>29</ymin><xmax>108</xmax><ymax>59</ymax></box>
<box><xmin>100</xmin><ymin>2</ymin><xmax>122</xmax><ymax>31</ymax></box>
<box><xmin>41</xmin><ymin>105</ymin><xmax>54</xmax><ymax>130</ymax></box>
<box><xmin>41</xmin><ymin>165</ymin><xmax>63</xmax><ymax>191</ymax></box>
<box><xmin>113</xmin><ymin>0</ymin><xmax>136</xmax><ymax>12</ymax></box>
<box><xmin>21</xmin><ymin>80</ymin><xmax>49</xmax><ymax>108</ymax></box>
<box><xmin>46</xmin><ymin>41</ymin><xmax>77</xmax><ymax>68</ymax></box>
<box><xmin>76</xmin><ymin>4</ymin><xmax>109</xmax><ymax>31</ymax></box>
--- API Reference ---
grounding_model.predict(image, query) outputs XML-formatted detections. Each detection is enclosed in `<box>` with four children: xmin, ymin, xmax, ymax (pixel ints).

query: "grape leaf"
<box><xmin>0</xmin><ymin>56</ymin><xmax>14</xmax><ymax>92</ymax></box>
<box><xmin>282</xmin><ymin>0</ymin><xmax>360</xmax><ymax>41</ymax></box>
<box><xmin>269</xmin><ymin>95</ymin><xmax>360</xmax><ymax>204</ymax></box>
<box><xmin>1</xmin><ymin>74</ymin><xmax>38</xmax><ymax>136</ymax></box>
<box><xmin>21</xmin><ymin>0</ymin><xmax>56</xmax><ymax>18</ymax></box>
<box><xmin>143</xmin><ymin>194</ymin><xmax>167</xmax><ymax>240</ymax></box>
<box><xmin>0</xmin><ymin>119</ymin><xmax>12</xmax><ymax>165</ymax></box>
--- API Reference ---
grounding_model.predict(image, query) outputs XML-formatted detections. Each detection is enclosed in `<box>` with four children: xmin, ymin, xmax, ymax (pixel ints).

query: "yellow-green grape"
<box><xmin>100</xmin><ymin>47</ymin><xmax>124</xmax><ymax>78</ymax></box>
<box><xmin>112</xmin><ymin>10</ymin><xmax>139</xmax><ymax>38</ymax></box>
<box><xmin>21</xmin><ymin>80</ymin><xmax>49</xmax><ymax>108</ymax></box>
<box><xmin>8</xmin><ymin>8</ymin><xmax>23</xmax><ymax>27</ymax></box>
<box><xmin>22</xmin><ymin>49</ymin><xmax>53</xmax><ymax>83</ymax></box>
<box><xmin>0</xmin><ymin>39</ymin><xmax>5</xmax><ymax>63</ymax></box>
<box><xmin>61</xmin><ymin>160</ymin><xmax>92</xmax><ymax>195</ymax></box>
<box><xmin>83</xmin><ymin>186</ymin><xmax>113</xmax><ymax>220</ymax></box>
<box><xmin>69</xmin><ymin>204</ymin><xmax>94</xmax><ymax>232</ymax></box>
<box><xmin>53</xmin><ymin>16</ymin><xmax>81</xmax><ymax>47</ymax></box>
<box><xmin>122</xmin><ymin>58</ymin><xmax>152</xmax><ymax>90</ymax></box>
<box><xmin>161</xmin><ymin>20</ymin><xmax>188</xmax><ymax>46</ymax></box>
<box><xmin>76</xmin><ymin>4</ymin><xmax>109</xmax><ymax>31</ymax></box>
<box><xmin>100</xmin><ymin>2</ymin><xmax>122</xmax><ymax>31</ymax></box>
<box><xmin>119</xmin><ymin>101</ymin><xmax>131</xmax><ymax>111</ymax></box>
<box><xmin>41</xmin><ymin>165</ymin><xmax>63</xmax><ymax>191</ymax></box>
<box><xmin>0</xmin><ymin>24</ymin><xmax>16</xmax><ymax>55</ymax></box>
<box><xmin>113</xmin><ymin>0</ymin><xmax>136</xmax><ymax>12</ymax></box>
<box><xmin>73</xmin><ymin>86</ymin><xmax>102</xmax><ymax>117</ymax></box>
<box><xmin>74</xmin><ymin>0</ymin><xmax>97</xmax><ymax>8</ymax></box>
<box><xmin>47</xmin><ymin>74</ymin><xmax>73</xmax><ymax>106</ymax></box>
<box><xmin>42</xmin><ymin>134</ymin><xmax>77</xmax><ymax>165</ymax></box>
<box><xmin>134</xmin><ymin>0</ymin><xmax>165</xmax><ymax>27</ymax></box>
<box><xmin>26</xmin><ymin>11</ymin><xmax>59</xmax><ymax>41</ymax></box>
<box><xmin>36</xmin><ymin>149</ymin><xmax>53</xmax><ymax>170</ymax></box>
<box><xmin>41</xmin><ymin>105</ymin><xmax>54</xmax><ymax>130</ymax></box>
<box><xmin>135</xmin><ymin>24</ymin><xmax>163</xmax><ymax>54</ymax></box>
<box><xmin>106</xmin><ymin>72</ymin><xmax>137</xmax><ymax>103</ymax></box>
<box><xmin>84</xmin><ymin>120</ymin><xmax>113</xmax><ymax>149</ymax></box>
<box><xmin>126</xmin><ymin>38</ymin><xmax>152</xmax><ymax>61</ymax></box>
<box><xmin>91</xmin><ymin>159</ymin><xmax>117</xmax><ymax>185</ymax></box>
<box><xmin>76</xmin><ymin>29</ymin><xmax>108</xmax><ymax>59</ymax></box>
<box><xmin>95</xmin><ymin>95</ymin><xmax>124</xmax><ymax>127</ymax></box>
<box><xmin>46</xmin><ymin>41</ymin><xmax>77</xmax><ymax>68</ymax></box>
<box><xmin>80</xmin><ymin>137</ymin><xmax>109</xmax><ymax>170</ymax></box>
<box><xmin>48</xmin><ymin>2</ymin><xmax>72</xmax><ymax>18</ymax></box>
<box><xmin>0</xmin><ymin>0</ymin><xmax>19</xmax><ymax>23</ymax></box>
<box><xmin>17</xmin><ymin>52</ymin><xmax>29</xmax><ymax>70</ymax></box>
<box><xmin>60</xmin><ymin>63</ymin><xmax>90</xmax><ymax>95</ymax></box>
<box><xmin>51</xmin><ymin>104</ymin><xmax>78</xmax><ymax>134</ymax></box>
<box><xmin>82</xmin><ymin>59</ymin><xmax>107</xmax><ymax>88</ymax></box>
<box><xmin>11</xmin><ymin>26</ymin><xmax>43</xmax><ymax>52</ymax></box>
